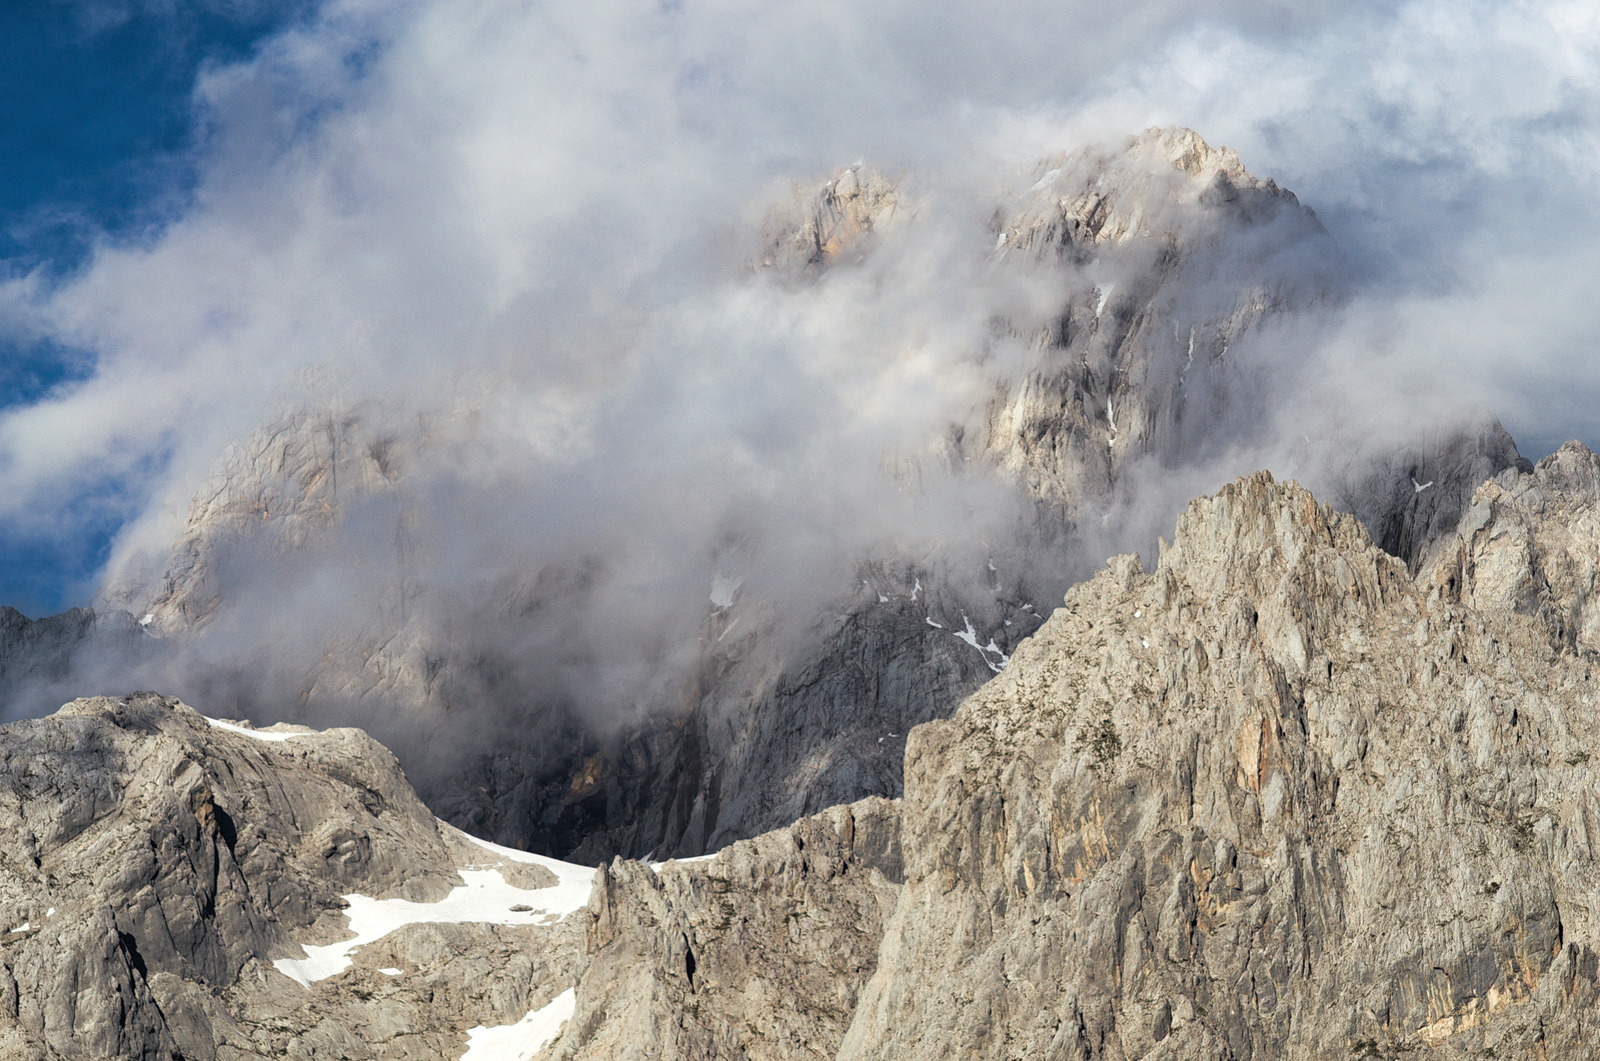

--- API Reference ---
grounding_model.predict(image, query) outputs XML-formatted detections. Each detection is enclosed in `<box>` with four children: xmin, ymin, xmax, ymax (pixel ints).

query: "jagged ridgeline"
<box><xmin>5</xmin><ymin>451</ymin><xmax>1600</xmax><ymax>1057</ymax></box>
<box><xmin>23</xmin><ymin>128</ymin><xmax>1520</xmax><ymax>868</ymax></box>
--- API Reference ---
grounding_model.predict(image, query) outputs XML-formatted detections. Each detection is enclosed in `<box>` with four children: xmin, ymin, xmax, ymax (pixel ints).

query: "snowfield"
<box><xmin>205</xmin><ymin>717</ymin><xmax>309</xmax><ymax>742</ymax></box>
<box><xmin>273</xmin><ymin>826</ymin><xmax>596</xmax><ymax>987</ymax></box>
<box><xmin>460</xmin><ymin>988</ymin><xmax>576</xmax><ymax>1061</ymax></box>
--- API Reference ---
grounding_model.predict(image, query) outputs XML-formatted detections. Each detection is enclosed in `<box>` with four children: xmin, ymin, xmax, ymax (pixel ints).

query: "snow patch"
<box><xmin>953</xmin><ymin>614</ymin><xmax>984</xmax><ymax>651</ymax></box>
<box><xmin>275</xmin><ymin>869</ymin><xmax>585</xmax><ymax>987</ymax></box>
<box><xmin>953</xmin><ymin>614</ymin><xmax>1010</xmax><ymax>673</ymax></box>
<box><xmin>1095</xmin><ymin>284</ymin><xmax>1115</xmax><ymax>317</ymax></box>
<box><xmin>449</xmin><ymin>829</ymin><xmax>596</xmax><ymax>911</ymax></box>
<box><xmin>206</xmin><ymin>718</ymin><xmax>307</xmax><ymax>743</ymax></box>
<box><xmin>460</xmin><ymin>988</ymin><xmax>575</xmax><ymax>1061</ymax></box>
<box><xmin>647</xmin><ymin>853</ymin><xmax>717</xmax><ymax>873</ymax></box>
<box><xmin>379</xmin><ymin>967</ymin><xmax>403</xmax><ymax>976</ymax></box>
<box><xmin>924</xmin><ymin>617</ymin><xmax>943</xmax><ymax>629</ymax></box>
<box><xmin>709</xmin><ymin>574</ymin><xmax>743</xmax><ymax>609</ymax></box>
<box><xmin>10</xmin><ymin>922</ymin><xmax>28</xmax><ymax>934</ymax></box>
<box><xmin>275</xmin><ymin>830</ymin><xmax>595</xmax><ymax>988</ymax></box>
<box><xmin>1030</xmin><ymin>167</ymin><xmax>1062</xmax><ymax>191</ymax></box>
<box><xmin>138</xmin><ymin>613</ymin><xmax>154</xmax><ymax>627</ymax></box>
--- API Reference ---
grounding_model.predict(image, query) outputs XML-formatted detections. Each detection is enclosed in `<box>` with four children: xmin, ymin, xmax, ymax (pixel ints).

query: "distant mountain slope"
<box><xmin>91</xmin><ymin>129</ymin><xmax>1523</xmax><ymax>862</ymax></box>
<box><xmin>0</xmin><ymin>606</ymin><xmax>151</xmax><ymax>721</ymax></box>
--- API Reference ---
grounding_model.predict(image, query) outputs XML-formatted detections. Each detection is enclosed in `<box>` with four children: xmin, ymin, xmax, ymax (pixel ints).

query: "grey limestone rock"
<box><xmin>1431</xmin><ymin>440</ymin><xmax>1600</xmax><ymax>654</ymax></box>
<box><xmin>553</xmin><ymin>798</ymin><xmax>902</xmax><ymax>1061</ymax></box>
<box><xmin>834</xmin><ymin>462</ymin><xmax>1600</xmax><ymax>1059</ymax></box>
<box><xmin>501</xmin><ymin>453</ymin><xmax>1600</xmax><ymax>1060</ymax></box>
<box><xmin>0</xmin><ymin>693</ymin><xmax>591</xmax><ymax>1060</ymax></box>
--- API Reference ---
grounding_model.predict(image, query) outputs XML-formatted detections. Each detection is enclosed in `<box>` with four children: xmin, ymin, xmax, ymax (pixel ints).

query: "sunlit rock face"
<box><xmin>9</xmin><ymin>452</ymin><xmax>1600</xmax><ymax>1058</ymax></box>
<box><xmin>553</xmin><ymin>450</ymin><xmax>1600</xmax><ymax>1061</ymax></box>
<box><xmin>0</xmin><ymin>693</ymin><xmax>591</xmax><ymax>1061</ymax></box>
<box><xmin>91</xmin><ymin>128</ymin><xmax>1520</xmax><ymax>862</ymax></box>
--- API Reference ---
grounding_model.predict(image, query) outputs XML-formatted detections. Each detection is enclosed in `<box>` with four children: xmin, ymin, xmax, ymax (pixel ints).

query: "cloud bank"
<box><xmin>1</xmin><ymin>0</ymin><xmax>1598</xmax><ymax>765</ymax></box>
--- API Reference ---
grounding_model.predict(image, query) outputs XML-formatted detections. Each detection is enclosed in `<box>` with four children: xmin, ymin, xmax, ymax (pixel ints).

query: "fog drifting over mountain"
<box><xmin>1</xmin><ymin>0</ymin><xmax>1597</xmax><ymax>749</ymax></box>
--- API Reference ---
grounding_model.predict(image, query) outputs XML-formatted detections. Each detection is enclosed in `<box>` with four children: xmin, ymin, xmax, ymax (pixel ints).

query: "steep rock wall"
<box><xmin>839</xmin><ymin>459</ymin><xmax>1600</xmax><ymax>1059</ymax></box>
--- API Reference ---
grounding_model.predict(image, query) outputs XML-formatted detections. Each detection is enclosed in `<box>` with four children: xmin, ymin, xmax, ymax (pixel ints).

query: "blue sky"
<box><xmin>0</xmin><ymin>3</ymin><xmax>322</xmax><ymax>279</ymax></box>
<box><xmin>0</xmin><ymin>1</ymin><xmax>312</xmax><ymax>614</ymax></box>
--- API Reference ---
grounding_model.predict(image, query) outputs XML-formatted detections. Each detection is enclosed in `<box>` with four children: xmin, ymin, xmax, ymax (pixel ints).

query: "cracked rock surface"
<box><xmin>556</xmin><ymin>448</ymin><xmax>1600</xmax><ymax>1060</ymax></box>
<box><xmin>0</xmin><ymin>694</ymin><xmax>589</xmax><ymax>1061</ymax></box>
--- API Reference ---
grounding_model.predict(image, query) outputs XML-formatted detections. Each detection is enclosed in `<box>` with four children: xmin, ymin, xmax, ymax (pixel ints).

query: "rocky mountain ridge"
<box><xmin>535</xmin><ymin>444</ymin><xmax>1600</xmax><ymax>1060</ymax></box>
<box><xmin>6</xmin><ymin>445</ymin><xmax>1600</xmax><ymax>1057</ymax></box>
<box><xmin>77</xmin><ymin>128</ymin><xmax>1525</xmax><ymax>869</ymax></box>
<box><xmin>0</xmin><ymin>693</ymin><xmax>592</xmax><ymax>1060</ymax></box>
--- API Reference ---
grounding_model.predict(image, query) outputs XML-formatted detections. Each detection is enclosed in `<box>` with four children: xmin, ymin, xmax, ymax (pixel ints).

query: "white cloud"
<box><xmin>3</xmin><ymin>0</ymin><xmax>1599</xmax><ymax>743</ymax></box>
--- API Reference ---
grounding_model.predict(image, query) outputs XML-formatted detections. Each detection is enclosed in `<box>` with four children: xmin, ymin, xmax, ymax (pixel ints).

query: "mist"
<box><xmin>1</xmin><ymin>0</ymin><xmax>1597</xmax><ymax>799</ymax></box>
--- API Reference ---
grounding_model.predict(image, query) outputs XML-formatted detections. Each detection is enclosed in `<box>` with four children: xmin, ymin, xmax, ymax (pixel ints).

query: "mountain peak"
<box><xmin>1140</xmin><ymin>125</ymin><xmax>1251</xmax><ymax>182</ymax></box>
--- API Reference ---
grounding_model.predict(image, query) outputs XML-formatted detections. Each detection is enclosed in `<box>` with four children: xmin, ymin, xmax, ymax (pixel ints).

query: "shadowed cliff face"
<box><xmin>0</xmin><ymin>606</ymin><xmax>155</xmax><ymax>715</ymax></box>
<box><xmin>71</xmin><ymin>129</ymin><xmax>1521</xmax><ymax>863</ymax></box>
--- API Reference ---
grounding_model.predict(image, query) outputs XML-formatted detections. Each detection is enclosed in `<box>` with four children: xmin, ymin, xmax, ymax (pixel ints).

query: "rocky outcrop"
<box><xmin>1433</xmin><ymin>439</ymin><xmax>1600</xmax><ymax>653</ymax></box>
<box><xmin>544</xmin><ymin>448</ymin><xmax>1600</xmax><ymax>1060</ymax></box>
<box><xmin>555</xmin><ymin>798</ymin><xmax>901</xmax><ymax>1060</ymax></box>
<box><xmin>840</xmin><ymin>455</ymin><xmax>1600</xmax><ymax>1058</ymax></box>
<box><xmin>0</xmin><ymin>693</ymin><xmax>593</xmax><ymax>1060</ymax></box>
<box><xmin>760</xmin><ymin>163</ymin><xmax>904</xmax><ymax>270</ymax></box>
